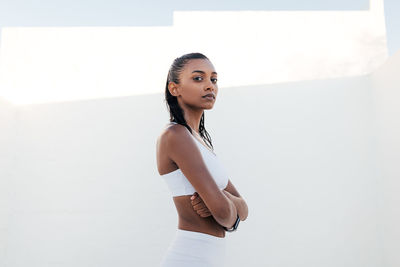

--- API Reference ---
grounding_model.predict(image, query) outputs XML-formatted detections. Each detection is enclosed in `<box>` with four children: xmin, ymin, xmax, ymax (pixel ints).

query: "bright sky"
<box><xmin>0</xmin><ymin>0</ymin><xmax>395</xmax><ymax>105</ymax></box>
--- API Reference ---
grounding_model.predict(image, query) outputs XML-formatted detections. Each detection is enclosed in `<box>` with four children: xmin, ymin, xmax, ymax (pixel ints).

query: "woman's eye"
<box><xmin>193</xmin><ymin>76</ymin><xmax>218</xmax><ymax>83</ymax></box>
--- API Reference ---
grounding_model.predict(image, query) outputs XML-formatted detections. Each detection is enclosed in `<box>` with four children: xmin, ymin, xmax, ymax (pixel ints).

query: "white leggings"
<box><xmin>160</xmin><ymin>228</ymin><xmax>227</xmax><ymax>267</ymax></box>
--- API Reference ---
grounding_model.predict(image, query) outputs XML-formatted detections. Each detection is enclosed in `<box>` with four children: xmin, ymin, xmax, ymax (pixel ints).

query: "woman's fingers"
<box><xmin>191</xmin><ymin>197</ymin><xmax>202</xmax><ymax>205</ymax></box>
<box><xmin>193</xmin><ymin>202</ymin><xmax>206</xmax><ymax>210</ymax></box>
<box><xmin>199</xmin><ymin>210</ymin><xmax>212</xmax><ymax>217</ymax></box>
<box><xmin>196</xmin><ymin>207</ymin><xmax>208</xmax><ymax>213</ymax></box>
<box><xmin>190</xmin><ymin>192</ymin><xmax>198</xmax><ymax>200</ymax></box>
<box><xmin>194</xmin><ymin>202</ymin><xmax>211</xmax><ymax>215</ymax></box>
<box><xmin>190</xmin><ymin>193</ymin><xmax>202</xmax><ymax>204</ymax></box>
<box><xmin>190</xmin><ymin>192</ymin><xmax>212</xmax><ymax>217</ymax></box>
<box><xmin>197</xmin><ymin>207</ymin><xmax>211</xmax><ymax>216</ymax></box>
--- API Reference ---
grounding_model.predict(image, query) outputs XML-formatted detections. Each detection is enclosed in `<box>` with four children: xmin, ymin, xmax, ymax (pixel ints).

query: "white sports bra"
<box><xmin>160</xmin><ymin>122</ymin><xmax>229</xmax><ymax>197</ymax></box>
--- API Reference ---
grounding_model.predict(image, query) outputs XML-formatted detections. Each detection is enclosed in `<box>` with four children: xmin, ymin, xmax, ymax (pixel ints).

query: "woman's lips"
<box><xmin>202</xmin><ymin>94</ymin><xmax>215</xmax><ymax>100</ymax></box>
<box><xmin>203</xmin><ymin>95</ymin><xmax>215</xmax><ymax>100</ymax></box>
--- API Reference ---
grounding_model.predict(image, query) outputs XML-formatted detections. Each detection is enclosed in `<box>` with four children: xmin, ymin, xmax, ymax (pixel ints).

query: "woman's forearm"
<box><xmin>211</xmin><ymin>195</ymin><xmax>238</xmax><ymax>228</ymax></box>
<box><xmin>222</xmin><ymin>190</ymin><xmax>248</xmax><ymax>221</ymax></box>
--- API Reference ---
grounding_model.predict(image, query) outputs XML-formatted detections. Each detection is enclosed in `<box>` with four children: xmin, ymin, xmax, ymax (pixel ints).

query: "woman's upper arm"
<box><xmin>166</xmin><ymin>125</ymin><xmax>229</xmax><ymax>217</ymax></box>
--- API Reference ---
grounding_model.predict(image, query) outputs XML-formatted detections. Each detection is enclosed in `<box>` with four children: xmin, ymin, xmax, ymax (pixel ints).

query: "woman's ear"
<box><xmin>168</xmin><ymin>82</ymin><xmax>179</xmax><ymax>96</ymax></box>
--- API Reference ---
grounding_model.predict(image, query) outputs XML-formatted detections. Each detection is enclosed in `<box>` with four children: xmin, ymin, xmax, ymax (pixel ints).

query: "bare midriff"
<box><xmin>172</xmin><ymin>195</ymin><xmax>226</xmax><ymax>238</ymax></box>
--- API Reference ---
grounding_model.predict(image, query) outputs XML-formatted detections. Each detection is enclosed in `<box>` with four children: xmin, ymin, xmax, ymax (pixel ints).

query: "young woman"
<box><xmin>156</xmin><ymin>52</ymin><xmax>248</xmax><ymax>266</ymax></box>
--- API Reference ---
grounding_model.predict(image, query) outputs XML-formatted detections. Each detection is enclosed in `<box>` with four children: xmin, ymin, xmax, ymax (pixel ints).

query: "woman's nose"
<box><xmin>206</xmin><ymin>81</ymin><xmax>216</xmax><ymax>90</ymax></box>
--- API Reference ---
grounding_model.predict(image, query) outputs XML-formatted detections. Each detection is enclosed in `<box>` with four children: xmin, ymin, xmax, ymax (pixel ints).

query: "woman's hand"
<box><xmin>190</xmin><ymin>192</ymin><xmax>212</xmax><ymax>218</ymax></box>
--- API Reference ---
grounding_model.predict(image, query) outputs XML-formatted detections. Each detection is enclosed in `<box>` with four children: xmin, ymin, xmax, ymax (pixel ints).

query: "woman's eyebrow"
<box><xmin>191</xmin><ymin>70</ymin><xmax>217</xmax><ymax>75</ymax></box>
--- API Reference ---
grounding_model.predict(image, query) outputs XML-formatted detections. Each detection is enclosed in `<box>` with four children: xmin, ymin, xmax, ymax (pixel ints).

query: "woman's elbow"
<box><xmin>213</xmin><ymin>201</ymin><xmax>237</xmax><ymax>228</ymax></box>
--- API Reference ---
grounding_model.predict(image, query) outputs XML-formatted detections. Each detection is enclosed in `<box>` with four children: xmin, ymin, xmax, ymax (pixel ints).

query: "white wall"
<box><xmin>0</xmin><ymin>97</ymin><xmax>16</xmax><ymax>267</ymax></box>
<box><xmin>1</xmin><ymin>95</ymin><xmax>171</xmax><ymax>267</ymax></box>
<box><xmin>0</xmin><ymin>53</ymin><xmax>399</xmax><ymax>266</ymax></box>
<box><xmin>370</xmin><ymin>50</ymin><xmax>400</xmax><ymax>267</ymax></box>
<box><xmin>218</xmin><ymin>76</ymin><xmax>380</xmax><ymax>267</ymax></box>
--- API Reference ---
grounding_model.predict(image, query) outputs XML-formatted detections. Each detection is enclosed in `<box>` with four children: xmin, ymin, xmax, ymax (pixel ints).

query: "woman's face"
<box><xmin>169</xmin><ymin>58</ymin><xmax>218</xmax><ymax>110</ymax></box>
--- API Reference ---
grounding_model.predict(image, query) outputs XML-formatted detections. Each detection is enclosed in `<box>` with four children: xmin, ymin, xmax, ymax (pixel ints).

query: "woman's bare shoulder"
<box><xmin>156</xmin><ymin>124</ymin><xmax>188</xmax><ymax>174</ymax></box>
<box><xmin>156</xmin><ymin>123</ymin><xmax>190</xmax><ymax>159</ymax></box>
<box><xmin>158</xmin><ymin>123</ymin><xmax>188</xmax><ymax>143</ymax></box>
